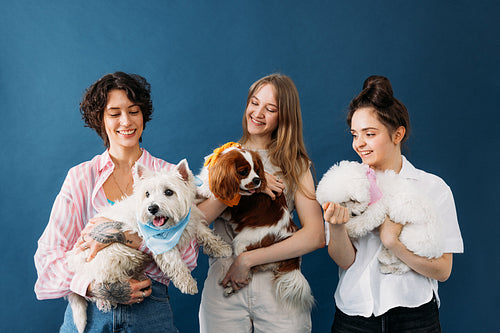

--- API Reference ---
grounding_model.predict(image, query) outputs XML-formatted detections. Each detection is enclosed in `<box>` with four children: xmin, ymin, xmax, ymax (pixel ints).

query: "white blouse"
<box><xmin>329</xmin><ymin>156</ymin><xmax>463</xmax><ymax>317</ymax></box>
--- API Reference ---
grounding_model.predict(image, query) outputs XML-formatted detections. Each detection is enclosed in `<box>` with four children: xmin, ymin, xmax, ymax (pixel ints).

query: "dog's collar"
<box><xmin>204</xmin><ymin>142</ymin><xmax>242</xmax><ymax>168</ymax></box>
<box><xmin>367</xmin><ymin>168</ymin><xmax>383</xmax><ymax>205</ymax></box>
<box><xmin>216</xmin><ymin>193</ymin><xmax>241</xmax><ymax>207</ymax></box>
<box><xmin>137</xmin><ymin>209</ymin><xmax>191</xmax><ymax>255</ymax></box>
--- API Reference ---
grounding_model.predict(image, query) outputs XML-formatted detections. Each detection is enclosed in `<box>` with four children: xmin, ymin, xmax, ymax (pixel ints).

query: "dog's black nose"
<box><xmin>252</xmin><ymin>177</ymin><xmax>261</xmax><ymax>186</ymax></box>
<box><xmin>148</xmin><ymin>204</ymin><xmax>159</xmax><ymax>215</ymax></box>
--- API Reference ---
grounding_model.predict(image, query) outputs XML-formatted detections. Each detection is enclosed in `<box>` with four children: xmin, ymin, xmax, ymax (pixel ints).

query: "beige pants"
<box><xmin>199</xmin><ymin>257</ymin><xmax>312</xmax><ymax>333</ymax></box>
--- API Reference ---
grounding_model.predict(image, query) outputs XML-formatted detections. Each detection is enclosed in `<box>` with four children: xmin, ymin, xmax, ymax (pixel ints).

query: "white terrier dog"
<box><xmin>66</xmin><ymin>160</ymin><xmax>232</xmax><ymax>333</ymax></box>
<box><xmin>316</xmin><ymin>160</ymin><xmax>443</xmax><ymax>274</ymax></box>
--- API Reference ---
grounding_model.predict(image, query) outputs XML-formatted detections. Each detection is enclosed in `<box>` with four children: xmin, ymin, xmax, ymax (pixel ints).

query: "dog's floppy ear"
<box><xmin>209</xmin><ymin>150</ymin><xmax>241</xmax><ymax>201</ymax></box>
<box><xmin>175</xmin><ymin>159</ymin><xmax>191</xmax><ymax>182</ymax></box>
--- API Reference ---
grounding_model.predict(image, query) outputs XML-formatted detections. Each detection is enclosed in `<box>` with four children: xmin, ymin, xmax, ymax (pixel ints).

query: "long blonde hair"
<box><xmin>240</xmin><ymin>74</ymin><xmax>312</xmax><ymax>196</ymax></box>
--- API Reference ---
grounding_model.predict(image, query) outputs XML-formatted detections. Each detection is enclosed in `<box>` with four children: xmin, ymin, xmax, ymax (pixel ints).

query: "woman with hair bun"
<box><xmin>322</xmin><ymin>75</ymin><xmax>463</xmax><ymax>332</ymax></box>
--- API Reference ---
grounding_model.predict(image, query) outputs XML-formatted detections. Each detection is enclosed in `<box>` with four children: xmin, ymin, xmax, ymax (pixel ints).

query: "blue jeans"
<box><xmin>332</xmin><ymin>296</ymin><xmax>441</xmax><ymax>333</ymax></box>
<box><xmin>60</xmin><ymin>280</ymin><xmax>179</xmax><ymax>333</ymax></box>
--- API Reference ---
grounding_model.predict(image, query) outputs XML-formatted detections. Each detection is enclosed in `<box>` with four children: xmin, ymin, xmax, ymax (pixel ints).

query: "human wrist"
<box><xmin>237</xmin><ymin>251</ymin><xmax>254</xmax><ymax>269</ymax></box>
<box><xmin>329</xmin><ymin>223</ymin><xmax>347</xmax><ymax>233</ymax></box>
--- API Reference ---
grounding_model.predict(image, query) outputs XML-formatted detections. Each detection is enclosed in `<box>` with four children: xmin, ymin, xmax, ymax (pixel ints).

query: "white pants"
<box><xmin>199</xmin><ymin>257</ymin><xmax>312</xmax><ymax>333</ymax></box>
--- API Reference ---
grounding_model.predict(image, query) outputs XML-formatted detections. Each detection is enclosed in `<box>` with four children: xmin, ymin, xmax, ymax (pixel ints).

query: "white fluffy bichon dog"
<box><xmin>66</xmin><ymin>159</ymin><xmax>232</xmax><ymax>333</ymax></box>
<box><xmin>316</xmin><ymin>160</ymin><xmax>443</xmax><ymax>274</ymax></box>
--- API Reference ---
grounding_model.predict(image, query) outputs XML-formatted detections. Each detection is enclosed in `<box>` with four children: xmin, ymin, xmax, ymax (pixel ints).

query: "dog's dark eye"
<box><xmin>145</xmin><ymin>191</ymin><xmax>150</xmax><ymax>198</ymax></box>
<box><xmin>238</xmin><ymin>169</ymin><xmax>249</xmax><ymax>177</ymax></box>
<box><xmin>164</xmin><ymin>189</ymin><xmax>174</xmax><ymax>196</ymax></box>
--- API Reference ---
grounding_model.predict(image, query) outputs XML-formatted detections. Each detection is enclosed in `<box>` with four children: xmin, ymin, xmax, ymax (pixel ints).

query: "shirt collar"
<box><xmin>97</xmin><ymin>148</ymin><xmax>146</xmax><ymax>175</ymax></box>
<box><xmin>399</xmin><ymin>155</ymin><xmax>419</xmax><ymax>180</ymax></box>
<box><xmin>97</xmin><ymin>150</ymin><xmax>113</xmax><ymax>175</ymax></box>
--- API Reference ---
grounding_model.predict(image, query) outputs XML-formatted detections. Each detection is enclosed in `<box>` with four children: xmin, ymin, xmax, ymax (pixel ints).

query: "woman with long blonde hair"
<box><xmin>198</xmin><ymin>74</ymin><xmax>325</xmax><ymax>333</ymax></box>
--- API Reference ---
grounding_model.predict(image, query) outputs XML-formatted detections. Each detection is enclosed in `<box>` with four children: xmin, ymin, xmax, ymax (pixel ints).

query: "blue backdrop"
<box><xmin>1</xmin><ymin>1</ymin><xmax>498</xmax><ymax>332</ymax></box>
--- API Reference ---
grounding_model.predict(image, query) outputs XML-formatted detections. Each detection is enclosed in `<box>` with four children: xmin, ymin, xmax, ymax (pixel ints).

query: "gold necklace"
<box><xmin>111</xmin><ymin>171</ymin><xmax>132</xmax><ymax>198</ymax></box>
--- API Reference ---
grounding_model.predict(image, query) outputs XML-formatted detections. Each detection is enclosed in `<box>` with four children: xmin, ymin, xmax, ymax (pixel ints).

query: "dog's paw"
<box><xmin>223</xmin><ymin>284</ymin><xmax>236</xmax><ymax>297</ymax></box>
<box><xmin>378</xmin><ymin>248</ymin><xmax>410</xmax><ymax>274</ymax></box>
<box><xmin>176</xmin><ymin>277</ymin><xmax>198</xmax><ymax>295</ymax></box>
<box><xmin>210</xmin><ymin>242</ymin><xmax>233</xmax><ymax>258</ymax></box>
<box><xmin>95</xmin><ymin>299</ymin><xmax>114</xmax><ymax>313</ymax></box>
<box><xmin>379</xmin><ymin>262</ymin><xmax>410</xmax><ymax>275</ymax></box>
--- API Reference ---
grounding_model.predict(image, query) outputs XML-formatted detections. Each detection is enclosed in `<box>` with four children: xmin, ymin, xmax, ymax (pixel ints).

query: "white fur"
<box><xmin>275</xmin><ymin>269</ymin><xmax>315</xmax><ymax>312</ymax></box>
<box><xmin>197</xmin><ymin>164</ymin><xmax>214</xmax><ymax>200</ymax></box>
<box><xmin>317</xmin><ymin>160</ymin><xmax>443</xmax><ymax>274</ymax></box>
<box><xmin>66</xmin><ymin>159</ymin><xmax>232</xmax><ymax>333</ymax></box>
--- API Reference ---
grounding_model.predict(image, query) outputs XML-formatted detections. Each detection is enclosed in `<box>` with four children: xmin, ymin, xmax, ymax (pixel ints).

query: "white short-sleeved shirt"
<box><xmin>331</xmin><ymin>156</ymin><xmax>463</xmax><ymax>317</ymax></box>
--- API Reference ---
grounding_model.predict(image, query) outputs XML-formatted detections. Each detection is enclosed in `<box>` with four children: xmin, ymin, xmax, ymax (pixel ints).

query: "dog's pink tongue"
<box><xmin>153</xmin><ymin>217</ymin><xmax>166</xmax><ymax>227</ymax></box>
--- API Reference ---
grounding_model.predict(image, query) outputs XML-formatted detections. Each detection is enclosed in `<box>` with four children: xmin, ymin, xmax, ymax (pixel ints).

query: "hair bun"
<box><xmin>361</xmin><ymin>75</ymin><xmax>394</xmax><ymax>108</ymax></box>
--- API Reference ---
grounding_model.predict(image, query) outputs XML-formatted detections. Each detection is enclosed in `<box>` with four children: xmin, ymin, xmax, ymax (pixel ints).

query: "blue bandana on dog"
<box><xmin>137</xmin><ymin>209</ymin><xmax>191</xmax><ymax>255</ymax></box>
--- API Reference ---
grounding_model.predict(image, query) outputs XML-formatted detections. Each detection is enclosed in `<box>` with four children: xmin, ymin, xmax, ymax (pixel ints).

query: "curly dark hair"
<box><xmin>80</xmin><ymin>72</ymin><xmax>153</xmax><ymax>147</ymax></box>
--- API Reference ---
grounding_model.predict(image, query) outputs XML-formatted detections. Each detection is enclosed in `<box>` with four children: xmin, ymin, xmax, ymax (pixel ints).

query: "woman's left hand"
<box><xmin>379</xmin><ymin>216</ymin><xmax>403</xmax><ymax>249</ymax></box>
<box><xmin>262</xmin><ymin>172</ymin><xmax>285</xmax><ymax>200</ymax></box>
<box><xmin>74</xmin><ymin>217</ymin><xmax>142</xmax><ymax>262</ymax></box>
<box><xmin>221</xmin><ymin>253</ymin><xmax>251</xmax><ymax>292</ymax></box>
<box><xmin>74</xmin><ymin>217</ymin><xmax>113</xmax><ymax>260</ymax></box>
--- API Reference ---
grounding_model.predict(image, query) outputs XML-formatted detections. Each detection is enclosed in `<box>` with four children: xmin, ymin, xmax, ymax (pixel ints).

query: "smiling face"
<box><xmin>244</xmin><ymin>83</ymin><xmax>279</xmax><ymax>146</ymax></box>
<box><xmin>350</xmin><ymin>107</ymin><xmax>405</xmax><ymax>172</ymax></box>
<box><xmin>103</xmin><ymin>89</ymin><xmax>144</xmax><ymax>152</ymax></box>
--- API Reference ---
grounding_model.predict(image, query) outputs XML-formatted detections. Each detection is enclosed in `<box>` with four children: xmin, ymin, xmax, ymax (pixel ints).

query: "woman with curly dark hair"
<box><xmin>35</xmin><ymin>72</ymin><xmax>197</xmax><ymax>332</ymax></box>
<box><xmin>80</xmin><ymin>71</ymin><xmax>153</xmax><ymax>147</ymax></box>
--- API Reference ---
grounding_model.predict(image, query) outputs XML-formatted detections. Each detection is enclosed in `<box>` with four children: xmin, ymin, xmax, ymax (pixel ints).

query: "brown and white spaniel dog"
<box><xmin>198</xmin><ymin>144</ymin><xmax>314</xmax><ymax>312</ymax></box>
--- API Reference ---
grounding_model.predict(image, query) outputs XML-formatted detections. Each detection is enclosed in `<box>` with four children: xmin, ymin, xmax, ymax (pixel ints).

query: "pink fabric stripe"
<box><xmin>367</xmin><ymin>168</ymin><xmax>383</xmax><ymax>205</ymax></box>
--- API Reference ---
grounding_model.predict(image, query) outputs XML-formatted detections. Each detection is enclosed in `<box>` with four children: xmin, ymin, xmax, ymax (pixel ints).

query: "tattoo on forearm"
<box><xmin>89</xmin><ymin>280</ymin><xmax>132</xmax><ymax>303</ymax></box>
<box><xmin>89</xmin><ymin>221</ymin><xmax>132</xmax><ymax>245</ymax></box>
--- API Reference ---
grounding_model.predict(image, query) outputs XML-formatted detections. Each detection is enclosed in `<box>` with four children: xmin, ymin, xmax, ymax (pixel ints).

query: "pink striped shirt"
<box><xmin>34</xmin><ymin>149</ymin><xmax>199</xmax><ymax>300</ymax></box>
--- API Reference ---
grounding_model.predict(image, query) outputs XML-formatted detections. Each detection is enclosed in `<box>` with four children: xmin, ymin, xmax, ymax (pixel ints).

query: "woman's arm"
<box><xmin>35</xmin><ymin>183</ymin><xmax>85</xmax><ymax>299</ymax></box>
<box><xmin>379</xmin><ymin>217</ymin><xmax>453</xmax><ymax>282</ymax></box>
<box><xmin>323</xmin><ymin>202</ymin><xmax>356</xmax><ymax>270</ymax></box>
<box><xmin>197</xmin><ymin>198</ymin><xmax>228</xmax><ymax>226</ymax></box>
<box><xmin>75</xmin><ymin>217</ymin><xmax>143</xmax><ymax>262</ymax></box>
<box><xmin>222</xmin><ymin>169</ymin><xmax>326</xmax><ymax>289</ymax></box>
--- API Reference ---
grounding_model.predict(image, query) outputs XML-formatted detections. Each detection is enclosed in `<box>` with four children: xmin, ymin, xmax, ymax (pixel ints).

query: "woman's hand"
<box><xmin>379</xmin><ymin>216</ymin><xmax>403</xmax><ymax>250</ymax></box>
<box><xmin>262</xmin><ymin>172</ymin><xmax>285</xmax><ymax>200</ymax></box>
<box><xmin>322</xmin><ymin>202</ymin><xmax>350</xmax><ymax>226</ymax></box>
<box><xmin>322</xmin><ymin>202</ymin><xmax>356</xmax><ymax>269</ymax></box>
<box><xmin>88</xmin><ymin>277</ymin><xmax>152</xmax><ymax>305</ymax></box>
<box><xmin>378</xmin><ymin>216</ymin><xmax>453</xmax><ymax>281</ymax></box>
<box><xmin>221</xmin><ymin>253</ymin><xmax>252</xmax><ymax>292</ymax></box>
<box><xmin>74</xmin><ymin>217</ymin><xmax>142</xmax><ymax>262</ymax></box>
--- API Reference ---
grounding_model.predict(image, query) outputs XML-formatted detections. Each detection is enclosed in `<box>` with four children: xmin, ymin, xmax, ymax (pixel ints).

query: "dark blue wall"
<box><xmin>1</xmin><ymin>1</ymin><xmax>497</xmax><ymax>332</ymax></box>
